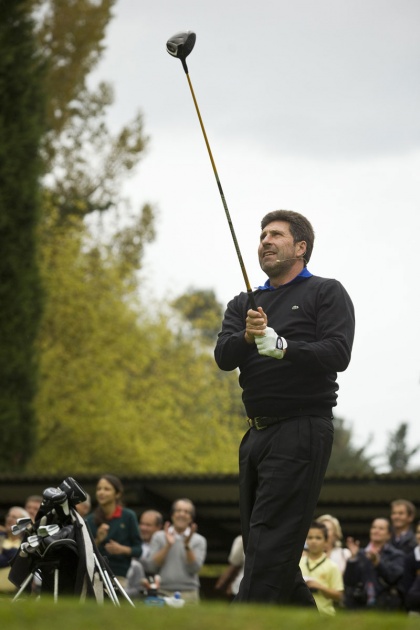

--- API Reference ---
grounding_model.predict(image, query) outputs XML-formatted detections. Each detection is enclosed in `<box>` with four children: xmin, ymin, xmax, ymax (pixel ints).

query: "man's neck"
<box><xmin>269</xmin><ymin>261</ymin><xmax>305</xmax><ymax>288</ymax></box>
<box><xmin>394</xmin><ymin>527</ymin><xmax>410</xmax><ymax>537</ymax></box>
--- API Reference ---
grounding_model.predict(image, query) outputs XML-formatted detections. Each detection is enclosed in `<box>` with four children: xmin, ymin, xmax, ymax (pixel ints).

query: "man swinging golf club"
<box><xmin>166</xmin><ymin>32</ymin><xmax>355</xmax><ymax>606</ymax></box>
<box><xmin>214</xmin><ymin>210</ymin><xmax>355</xmax><ymax>605</ymax></box>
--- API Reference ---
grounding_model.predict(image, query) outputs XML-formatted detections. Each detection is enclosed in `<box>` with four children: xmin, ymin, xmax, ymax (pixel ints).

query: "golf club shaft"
<box><xmin>184</xmin><ymin>72</ymin><xmax>257</xmax><ymax>311</ymax></box>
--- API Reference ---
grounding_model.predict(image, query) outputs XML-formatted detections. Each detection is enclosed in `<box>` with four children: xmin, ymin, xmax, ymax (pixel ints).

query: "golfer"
<box><xmin>214</xmin><ymin>210</ymin><xmax>355</xmax><ymax>606</ymax></box>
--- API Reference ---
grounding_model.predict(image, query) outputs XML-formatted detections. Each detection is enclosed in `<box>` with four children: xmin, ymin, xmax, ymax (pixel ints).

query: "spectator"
<box><xmin>24</xmin><ymin>495</ymin><xmax>42</xmax><ymax>521</ymax></box>
<box><xmin>138</xmin><ymin>510</ymin><xmax>164</xmax><ymax>563</ymax></box>
<box><xmin>85</xmin><ymin>475</ymin><xmax>142</xmax><ymax>585</ymax></box>
<box><xmin>390</xmin><ymin>499</ymin><xmax>417</xmax><ymax>554</ymax></box>
<box><xmin>299</xmin><ymin>521</ymin><xmax>344</xmax><ymax>615</ymax></box>
<box><xmin>318</xmin><ymin>514</ymin><xmax>351</xmax><ymax>574</ymax></box>
<box><xmin>0</xmin><ymin>506</ymin><xmax>30</xmax><ymax>593</ymax></box>
<box><xmin>344</xmin><ymin>517</ymin><xmax>405</xmax><ymax>610</ymax></box>
<box><xmin>215</xmin><ymin>535</ymin><xmax>245</xmax><ymax>599</ymax></box>
<box><xmin>126</xmin><ymin>509</ymin><xmax>163</xmax><ymax>600</ymax></box>
<box><xmin>144</xmin><ymin>498</ymin><xmax>207</xmax><ymax>603</ymax></box>
<box><xmin>75</xmin><ymin>493</ymin><xmax>91</xmax><ymax>519</ymax></box>
<box><xmin>403</xmin><ymin>520</ymin><xmax>420</xmax><ymax>615</ymax></box>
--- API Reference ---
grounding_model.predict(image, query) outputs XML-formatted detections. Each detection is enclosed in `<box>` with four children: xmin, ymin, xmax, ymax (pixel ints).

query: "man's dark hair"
<box><xmin>391</xmin><ymin>499</ymin><xmax>416</xmax><ymax>519</ymax></box>
<box><xmin>261</xmin><ymin>209</ymin><xmax>315</xmax><ymax>265</ymax></box>
<box><xmin>309</xmin><ymin>520</ymin><xmax>329</xmax><ymax>541</ymax></box>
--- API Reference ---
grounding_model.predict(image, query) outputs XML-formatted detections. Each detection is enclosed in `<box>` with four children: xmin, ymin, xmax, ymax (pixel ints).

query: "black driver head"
<box><xmin>166</xmin><ymin>31</ymin><xmax>196</xmax><ymax>72</ymax></box>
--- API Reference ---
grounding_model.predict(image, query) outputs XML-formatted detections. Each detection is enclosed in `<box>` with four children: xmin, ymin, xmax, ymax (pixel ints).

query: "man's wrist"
<box><xmin>244</xmin><ymin>331</ymin><xmax>254</xmax><ymax>344</ymax></box>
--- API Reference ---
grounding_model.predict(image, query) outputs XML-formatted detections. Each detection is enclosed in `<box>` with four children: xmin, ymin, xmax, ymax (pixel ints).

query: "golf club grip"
<box><xmin>185</xmin><ymin>73</ymin><xmax>257</xmax><ymax>312</ymax></box>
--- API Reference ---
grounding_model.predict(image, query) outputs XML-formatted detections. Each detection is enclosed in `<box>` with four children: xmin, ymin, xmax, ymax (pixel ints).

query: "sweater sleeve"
<box><xmin>185</xmin><ymin>534</ymin><xmax>207</xmax><ymax>575</ymax></box>
<box><xmin>214</xmin><ymin>294</ymin><xmax>253</xmax><ymax>371</ymax></box>
<box><xmin>285</xmin><ymin>279</ymin><xmax>355</xmax><ymax>373</ymax></box>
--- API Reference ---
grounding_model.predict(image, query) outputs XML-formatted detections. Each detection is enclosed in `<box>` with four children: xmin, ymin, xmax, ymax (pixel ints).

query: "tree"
<box><xmin>171</xmin><ymin>289</ymin><xmax>224</xmax><ymax>343</ymax></box>
<box><xmin>386</xmin><ymin>421</ymin><xmax>420</xmax><ymax>473</ymax></box>
<box><xmin>30</xmin><ymin>208</ymin><xmax>244</xmax><ymax>474</ymax></box>
<box><xmin>327</xmin><ymin>416</ymin><xmax>376</xmax><ymax>475</ymax></box>
<box><xmin>0</xmin><ymin>0</ymin><xmax>45</xmax><ymax>470</ymax></box>
<box><xmin>20</xmin><ymin>1</ymin><xmax>247</xmax><ymax>475</ymax></box>
<box><xmin>31</xmin><ymin>0</ymin><xmax>147</xmax><ymax>224</ymax></box>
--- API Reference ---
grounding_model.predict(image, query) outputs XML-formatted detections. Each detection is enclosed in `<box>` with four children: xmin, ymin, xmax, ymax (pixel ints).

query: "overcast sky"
<box><xmin>90</xmin><ymin>0</ymin><xmax>420</xmax><ymax>470</ymax></box>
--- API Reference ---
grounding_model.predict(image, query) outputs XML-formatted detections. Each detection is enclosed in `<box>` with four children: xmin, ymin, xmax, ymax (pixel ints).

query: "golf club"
<box><xmin>166</xmin><ymin>31</ymin><xmax>257</xmax><ymax>310</ymax></box>
<box><xmin>11</xmin><ymin>517</ymin><xmax>33</xmax><ymax>535</ymax></box>
<box><xmin>38</xmin><ymin>524</ymin><xmax>61</xmax><ymax>537</ymax></box>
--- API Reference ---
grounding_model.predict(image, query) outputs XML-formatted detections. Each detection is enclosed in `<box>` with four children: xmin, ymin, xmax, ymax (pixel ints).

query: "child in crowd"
<box><xmin>299</xmin><ymin>521</ymin><xmax>344</xmax><ymax>615</ymax></box>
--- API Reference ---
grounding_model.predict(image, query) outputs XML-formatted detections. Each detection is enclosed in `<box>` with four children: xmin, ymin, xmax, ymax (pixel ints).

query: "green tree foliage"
<box><xmin>171</xmin><ymin>289</ymin><xmax>224</xmax><ymax>343</ymax></box>
<box><xmin>386</xmin><ymin>421</ymin><xmax>420</xmax><ymax>472</ymax></box>
<box><xmin>18</xmin><ymin>0</ymin><xmax>246</xmax><ymax>475</ymax></box>
<box><xmin>29</xmin><ymin>201</ymin><xmax>244</xmax><ymax>474</ymax></box>
<box><xmin>31</xmin><ymin>0</ymin><xmax>146</xmax><ymax>222</ymax></box>
<box><xmin>0</xmin><ymin>0</ymin><xmax>45</xmax><ymax>470</ymax></box>
<box><xmin>327</xmin><ymin>416</ymin><xmax>376</xmax><ymax>475</ymax></box>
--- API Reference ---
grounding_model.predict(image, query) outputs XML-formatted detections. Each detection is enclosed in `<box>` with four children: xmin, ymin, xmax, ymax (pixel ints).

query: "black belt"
<box><xmin>248</xmin><ymin>412</ymin><xmax>333</xmax><ymax>430</ymax></box>
<box><xmin>248</xmin><ymin>416</ymin><xmax>293</xmax><ymax>430</ymax></box>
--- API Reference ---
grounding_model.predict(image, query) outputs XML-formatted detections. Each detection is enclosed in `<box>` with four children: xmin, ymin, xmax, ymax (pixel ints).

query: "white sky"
<box><xmin>90</xmin><ymin>0</ymin><xmax>420</xmax><ymax>470</ymax></box>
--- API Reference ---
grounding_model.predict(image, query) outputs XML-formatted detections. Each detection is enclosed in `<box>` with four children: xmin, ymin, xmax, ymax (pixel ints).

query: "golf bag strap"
<box><xmin>73</xmin><ymin>510</ymin><xmax>103</xmax><ymax>603</ymax></box>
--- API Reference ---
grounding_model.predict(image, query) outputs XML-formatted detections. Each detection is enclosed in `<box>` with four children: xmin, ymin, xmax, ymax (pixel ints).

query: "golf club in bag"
<box><xmin>166</xmin><ymin>31</ymin><xmax>257</xmax><ymax>311</ymax></box>
<box><xmin>8</xmin><ymin>477</ymin><xmax>134</xmax><ymax>606</ymax></box>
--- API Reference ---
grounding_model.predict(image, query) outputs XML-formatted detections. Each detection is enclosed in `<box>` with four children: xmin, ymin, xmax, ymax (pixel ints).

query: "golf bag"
<box><xmin>8</xmin><ymin>477</ymin><xmax>134</xmax><ymax>606</ymax></box>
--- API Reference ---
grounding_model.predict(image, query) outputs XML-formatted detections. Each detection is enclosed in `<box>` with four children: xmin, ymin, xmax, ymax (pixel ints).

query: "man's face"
<box><xmin>25</xmin><ymin>500</ymin><xmax>41</xmax><ymax>520</ymax></box>
<box><xmin>391</xmin><ymin>504</ymin><xmax>413</xmax><ymax>531</ymax></box>
<box><xmin>6</xmin><ymin>508</ymin><xmax>25</xmax><ymax>533</ymax></box>
<box><xmin>139</xmin><ymin>512</ymin><xmax>160</xmax><ymax>543</ymax></box>
<box><xmin>370</xmin><ymin>519</ymin><xmax>391</xmax><ymax>545</ymax></box>
<box><xmin>306</xmin><ymin>528</ymin><xmax>327</xmax><ymax>556</ymax></box>
<box><xmin>258</xmin><ymin>220</ymin><xmax>306</xmax><ymax>277</ymax></box>
<box><xmin>171</xmin><ymin>500</ymin><xmax>193</xmax><ymax>532</ymax></box>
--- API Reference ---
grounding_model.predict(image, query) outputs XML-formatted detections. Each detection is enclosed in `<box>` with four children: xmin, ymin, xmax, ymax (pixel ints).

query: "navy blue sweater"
<box><xmin>214</xmin><ymin>275</ymin><xmax>355</xmax><ymax>419</ymax></box>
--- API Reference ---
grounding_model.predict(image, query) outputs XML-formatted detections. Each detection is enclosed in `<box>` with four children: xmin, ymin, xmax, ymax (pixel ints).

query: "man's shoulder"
<box><xmin>384</xmin><ymin>543</ymin><xmax>406</xmax><ymax>559</ymax></box>
<box><xmin>192</xmin><ymin>531</ymin><xmax>207</xmax><ymax>544</ymax></box>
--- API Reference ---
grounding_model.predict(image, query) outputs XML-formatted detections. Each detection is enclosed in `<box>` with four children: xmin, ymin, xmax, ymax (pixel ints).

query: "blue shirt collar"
<box><xmin>257</xmin><ymin>267</ymin><xmax>312</xmax><ymax>291</ymax></box>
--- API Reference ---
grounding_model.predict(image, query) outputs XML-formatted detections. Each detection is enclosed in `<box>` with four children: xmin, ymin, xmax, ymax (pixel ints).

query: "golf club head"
<box><xmin>27</xmin><ymin>534</ymin><xmax>41</xmax><ymax>548</ymax></box>
<box><xmin>166</xmin><ymin>31</ymin><xmax>196</xmax><ymax>72</ymax></box>
<box><xmin>11</xmin><ymin>517</ymin><xmax>33</xmax><ymax>535</ymax></box>
<box><xmin>42</xmin><ymin>487</ymin><xmax>67</xmax><ymax>506</ymax></box>
<box><xmin>37</xmin><ymin>524</ymin><xmax>60</xmax><ymax>537</ymax></box>
<box><xmin>59</xmin><ymin>477</ymin><xmax>87</xmax><ymax>506</ymax></box>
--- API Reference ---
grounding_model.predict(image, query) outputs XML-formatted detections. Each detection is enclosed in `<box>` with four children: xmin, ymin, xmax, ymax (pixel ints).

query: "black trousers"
<box><xmin>235</xmin><ymin>415</ymin><xmax>334</xmax><ymax>605</ymax></box>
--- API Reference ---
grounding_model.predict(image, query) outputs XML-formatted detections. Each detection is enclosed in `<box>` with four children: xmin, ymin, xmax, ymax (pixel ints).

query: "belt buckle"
<box><xmin>248</xmin><ymin>417</ymin><xmax>267</xmax><ymax>430</ymax></box>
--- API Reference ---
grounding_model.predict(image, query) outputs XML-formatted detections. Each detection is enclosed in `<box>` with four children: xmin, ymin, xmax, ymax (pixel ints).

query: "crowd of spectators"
<box><xmin>1</xmin><ymin>481</ymin><xmax>419</xmax><ymax>615</ymax></box>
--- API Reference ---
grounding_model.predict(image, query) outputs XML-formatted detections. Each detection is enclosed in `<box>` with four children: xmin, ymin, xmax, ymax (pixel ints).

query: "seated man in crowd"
<box><xmin>344</xmin><ymin>517</ymin><xmax>405</xmax><ymax>610</ymax></box>
<box><xmin>126</xmin><ymin>509</ymin><xmax>163</xmax><ymax>599</ymax></box>
<box><xmin>143</xmin><ymin>498</ymin><xmax>206</xmax><ymax>603</ymax></box>
<box><xmin>0</xmin><ymin>506</ymin><xmax>31</xmax><ymax>593</ymax></box>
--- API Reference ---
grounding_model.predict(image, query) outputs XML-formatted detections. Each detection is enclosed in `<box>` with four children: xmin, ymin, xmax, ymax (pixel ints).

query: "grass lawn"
<box><xmin>0</xmin><ymin>597</ymin><xmax>418</xmax><ymax>630</ymax></box>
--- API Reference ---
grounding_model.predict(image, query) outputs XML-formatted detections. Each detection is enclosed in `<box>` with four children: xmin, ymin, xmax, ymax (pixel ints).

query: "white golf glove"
<box><xmin>255</xmin><ymin>327</ymin><xmax>287</xmax><ymax>359</ymax></box>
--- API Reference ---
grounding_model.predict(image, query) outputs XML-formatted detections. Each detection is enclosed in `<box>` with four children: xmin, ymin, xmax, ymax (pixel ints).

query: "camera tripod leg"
<box><xmin>12</xmin><ymin>571</ymin><xmax>35</xmax><ymax>601</ymax></box>
<box><xmin>113</xmin><ymin>576</ymin><xmax>135</xmax><ymax>607</ymax></box>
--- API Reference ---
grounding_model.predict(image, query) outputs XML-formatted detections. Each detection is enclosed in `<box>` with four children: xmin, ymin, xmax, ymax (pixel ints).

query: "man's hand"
<box><xmin>255</xmin><ymin>327</ymin><xmax>286</xmax><ymax>359</ymax></box>
<box><xmin>244</xmin><ymin>307</ymin><xmax>267</xmax><ymax>344</ymax></box>
<box><xmin>163</xmin><ymin>521</ymin><xmax>176</xmax><ymax>546</ymax></box>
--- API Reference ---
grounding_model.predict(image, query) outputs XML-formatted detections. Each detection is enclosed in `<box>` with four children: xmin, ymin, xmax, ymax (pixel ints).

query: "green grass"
<box><xmin>0</xmin><ymin>597</ymin><xmax>418</xmax><ymax>630</ymax></box>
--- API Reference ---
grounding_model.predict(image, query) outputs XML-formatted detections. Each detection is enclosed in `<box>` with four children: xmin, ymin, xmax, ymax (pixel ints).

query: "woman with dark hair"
<box><xmin>86</xmin><ymin>475</ymin><xmax>142</xmax><ymax>583</ymax></box>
